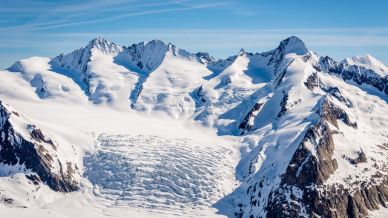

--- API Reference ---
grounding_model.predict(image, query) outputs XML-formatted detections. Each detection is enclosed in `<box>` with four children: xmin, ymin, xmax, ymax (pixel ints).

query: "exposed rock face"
<box><xmin>277</xmin><ymin>93</ymin><xmax>289</xmax><ymax>118</ymax></box>
<box><xmin>195</xmin><ymin>52</ymin><xmax>215</xmax><ymax>64</ymax></box>
<box><xmin>53</xmin><ymin>37</ymin><xmax>121</xmax><ymax>74</ymax></box>
<box><xmin>322</xmin><ymin>87</ymin><xmax>353</xmax><ymax>108</ymax></box>
<box><xmin>126</xmin><ymin>39</ymin><xmax>170</xmax><ymax>72</ymax></box>
<box><xmin>343</xmin><ymin>150</ymin><xmax>367</xmax><ymax>165</ymax></box>
<box><xmin>319</xmin><ymin>98</ymin><xmax>357</xmax><ymax>129</ymax></box>
<box><xmin>304</xmin><ymin>72</ymin><xmax>318</xmax><ymax>90</ymax></box>
<box><xmin>265</xmin><ymin>108</ymin><xmax>338</xmax><ymax>217</ymax></box>
<box><xmin>51</xmin><ymin>37</ymin><xmax>122</xmax><ymax>97</ymax></box>
<box><xmin>319</xmin><ymin>56</ymin><xmax>388</xmax><ymax>94</ymax></box>
<box><xmin>263</xmin><ymin>98</ymin><xmax>387</xmax><ymax>218</ymax></box>
<box><xmin>268</xmin><ymin>36</ymin><xmax>308</xmax><ymax>72</ymax></box>
<box><xmin>239</xmin><ymin>102</ymin><xmax>263</xmax><ymax>134</ymax></box>
<box><xmin>0</xmin><ymin>101</ymin><xmax>78</xmax><ymax>192</ymax></box>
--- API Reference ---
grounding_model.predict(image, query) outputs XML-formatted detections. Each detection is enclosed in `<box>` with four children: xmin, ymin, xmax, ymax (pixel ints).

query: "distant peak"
<box><xmin>276</xmin><ymin>36</ymin><xmax>308</xmax><ymax>55</ymax></box>
<box><xmin>281</xmin><ymin>36</ymin><xmax>304</xmax><ymax>45</ymax></box>
<box><xmin>146</xmin><ymin>39</ymin><xmax>168</xmax><ymax>47</ymax></box>
<box><xmin>195</xmin><ymin>52</ymin><xmax>215</xmax><ymax>64</ymax></box>
<box><xmin>132</xmin><ymin>39</ymin><xmax>173</xmax><ymax>52</ymax></box>
<box><xmin>343</xmin><ymin>53</ymin><xmax>388</xmax><ymax>75</ymax></box>
<box><xmin>195</xmin><ymin>52</ymin><xmax>213</xmax><ymax>59</ymax></box>
<box><xmin>344</xmin><ymin>54</ymin><xmax>384</xmax><ymax>66</ymax></box>
<box><xmin>87</xmin><ymin>37</ymin><xmax>120</xmax><ymax>54</ymax></box>
<box><xmin>355</xmin><ymin>54</ymin><xmax>379</xmax><ymax>63</ymax></box>
<box><xmin>167</xmin><ymin>43</ymin><xmax>176</xmax><ymax>51</ymax></box>
<box><xmin>88</xmin><ymin>37</ymin><xmax>110</xmax><ymax>46</ymax></box>
<box><xmin>237</xmin><ymin>48</ymin><xmax>246</xmax><ymax>56</ymax></box>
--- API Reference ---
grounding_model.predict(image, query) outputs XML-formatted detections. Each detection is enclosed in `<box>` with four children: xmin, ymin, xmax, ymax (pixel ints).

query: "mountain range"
<box><xmin>0</xmin><ymin>36</ymin><xmax>387</xmax><ymax>218</ymax></box>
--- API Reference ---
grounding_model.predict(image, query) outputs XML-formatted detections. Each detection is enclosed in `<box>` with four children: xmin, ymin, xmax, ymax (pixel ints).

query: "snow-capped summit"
<box><xmin>52</xmin><ymin>37</ymin><xmax>122</xmax><ymax>73</ymax></box>
<box><xmin>194</xmin><ymin>52</ymin><xmax>215</xmax><ymax>64</ymax></box>
<box><xmin>87</xmin><ymin>37</ymin><xmax>122</xmax><ymax>54</ymax></box>
<box><xmin>265</xmin><ymin>36</ymin><xmax>310</xmax><ymax>72</ymax></box>
<box><xmin>275</xmin><ymin>36</ymin><xmax>309</xmax><ymax>55</ymax></box>
<box><xmin>343</xmin><ymin>54</ymin><xmax>388</xmax><ymax>75</ymax></box>
<box><xmin>126</xmin><ymin>39</ymin><xmax>171</xmax><ymax>72</ymax></box>
<box><xmin>124</xmin><ymin>39</ymin><xmax>210</xmax><ymax>72</ymax></box>
<box><xmin>237</xmin><ymin>48</ymin><xmax>247</xmax><ymax>56</ymax></box>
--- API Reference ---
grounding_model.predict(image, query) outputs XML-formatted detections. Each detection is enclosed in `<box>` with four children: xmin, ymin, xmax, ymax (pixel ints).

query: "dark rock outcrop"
<box><xmin>343</xmin><ymin>150</ymin><xmax>367</xmax><ymax>165</ymax></box>
<box><xmin>304</xmin><ymin>72</ymin><xmax>318</xmax><ymax>90</ymax></box>
<box><xmin>263</xmin><ymin>99</ymin><xmax>387</xmax><ymax>218</ymax></box>
<box><xmin>0</xmin><ymin>101</ymin><xmax>78</xmax><ymax>192</ymax></box>
<box><xmin>319</xmin><ymin>56</ymin><xmax>388</xmax><ymax>95</ymax></box>
<box><xmin>239</xmin><ymin>102</ymin><xmax>263</xmax><ymax>134</ymax></box>
<box><xmin>277</xmin><ymin>93</ymin><xmax>289</xmax><ymax>118</ymax></box>
<box><xmin>318</xmin><ymin>98</ymin><xmax>357</xmax><ymax>129</ymax></box>
<box><xmin>322</xmin><ymin>86</ymin><xmax>353</xmax><ymax>108</ymax></box>
<box><xmin>268</xmin><ymin>36</ymin><xmax>308</xmax><ymax>73</ymax></box>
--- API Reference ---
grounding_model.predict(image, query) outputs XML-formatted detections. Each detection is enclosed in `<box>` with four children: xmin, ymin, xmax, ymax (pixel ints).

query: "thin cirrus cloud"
<box><xmin>0</xmin><ymin>0</ymin><xmax>231</xmax><ymax>31</ymax></box>
<box><xmin>35</xmin><ymin>3</ymin><xmax>230</xmax><ymax>31</ymax></box>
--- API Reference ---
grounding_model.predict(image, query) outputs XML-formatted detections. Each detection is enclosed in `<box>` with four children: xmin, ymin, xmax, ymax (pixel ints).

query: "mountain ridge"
<box><xmin>0</xmin><ymin>36</ymin><xmax>388</xmax><ymax>218</ymax></box>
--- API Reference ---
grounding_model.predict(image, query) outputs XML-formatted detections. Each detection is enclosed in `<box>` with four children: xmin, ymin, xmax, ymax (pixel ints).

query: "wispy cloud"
<box><xmin>35</xmin><ymin>2</ymin><xmax>230</xmax><ymax>31</ymax></box>
<box><xmin>0</xmin><ymin>0</ymin><xmax>229</xmax><ymax>31</ymax></box>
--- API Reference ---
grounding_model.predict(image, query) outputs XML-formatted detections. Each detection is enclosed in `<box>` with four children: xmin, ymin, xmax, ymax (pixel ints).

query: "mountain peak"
<box><xmin>237</xmin><ymin>48</ymin><xmax>246</xmax><ymax>56</ymax></box>
<box><xmin>145</xmin><ymin>39</ymin><xmax>168</xmax><ymax>47</ymax></box>
<box><xmin>130</xmin><ymin>39</ymin><xmax>171</xmax><ymax>54</ymax></box>
<box><xmin>343</xmin><ymin>54</ymin><xmax>388</xmax><ymax>75</ymax></box>
<box><xmin>345</xmin><ymin>54</ymin><xmax>381</xmax><ymax>65</ymax></box>
<box><xmin>87</xmin><ymin>37</ymin><xmax>121</xmax><ymax>54</ymax></box>
<box><xmin>276</xmin><ymin>36</ymin><xmax>308</xmax><ymax>55</ymax></box>
<box><xmin>88</xmin><ymin>37</ymin><xmax>109</xmax><ymax>47</ymax></box>
<box><xmin>195</xmin><ymin>52</ymin><xmax>215</xmax><ymax>64</ymax></box>
<box><xmin>89</xmin><ymin>36</ymin><xmax>108</xmax><ymax>43</ymax></box>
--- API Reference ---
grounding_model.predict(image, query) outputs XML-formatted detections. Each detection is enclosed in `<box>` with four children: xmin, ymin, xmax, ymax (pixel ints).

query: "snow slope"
<box><xmin>343</xmin><ymin>54</ymin><xmax>388</xmax><ymax>76</ymax></box>
<box><xmin>0</xmin><ymin>93</ymin><xmax>241</xmax><ymax>217</ymax></box>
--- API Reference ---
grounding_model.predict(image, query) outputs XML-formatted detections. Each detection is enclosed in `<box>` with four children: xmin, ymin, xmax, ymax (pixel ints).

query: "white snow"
<box><xmin>343</xmin><ymin>54</ymin><xmax>388</xmax><ymax>75</ymax></box>
<box><xmin>133</xmin><ymin>51</ymin><xmax>212</xmax><ymax>118</ymax></box>
<box><xmin>84</xmin><ymin>134</ymin><xmax>237</xmax><ymax>212</ymax></box>
<box><xmin>0</xmin><ymin>94</ymin><xmax>240</xmax><ymax>217</ymax></box>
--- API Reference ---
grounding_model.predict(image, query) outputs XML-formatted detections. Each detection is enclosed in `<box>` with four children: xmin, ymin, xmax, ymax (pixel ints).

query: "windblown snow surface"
<box><xmin>1</xmin><ymin>37</ymin><xmax>388</xmax><ymax>217</ymax></box>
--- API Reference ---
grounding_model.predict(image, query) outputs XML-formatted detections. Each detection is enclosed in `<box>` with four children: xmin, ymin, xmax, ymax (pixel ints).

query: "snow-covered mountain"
<box><xmin>0</xmin><ymin>36</ymin><xmax>387</xmax><ymax>218</ymax></box>
<box><xmin>343</xmin><ymin>54</ymin><xmax>388</xmax><ymax>76</ymax></box>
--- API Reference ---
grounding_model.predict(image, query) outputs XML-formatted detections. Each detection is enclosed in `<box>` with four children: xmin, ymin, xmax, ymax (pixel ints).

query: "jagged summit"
<box><xmin>237</xmin><ymin>48</ymin><xmax>246</xmax><ymax>56</ymax></box>
<box><xmin>128</xmin><ymin>39</ymin><xmax>184</xmax><ymax>55</ymax></box>
<box><xmin>86</xmin><ymin>37</ymin><xmax>121</xmax><ymax>54</ymax></box>
<box><xmin>194</xmin><ymin>52</ymin><xmax>215</xmax><ymax>64</ymax></box>
<box><xmin>276</xmin><ymin>36</ymin><xmax>308</xmax><ymax>55</ymax></box>
<box><xmin>51</xmin><ymin>36</ymin><xmax>311</xmax><ymax>75</ymax></box>
<box><xmin>130</xmin><ymin>39</ymin><xmax>169</xmax><ymax>50</ymax></box>
<box><xmin>126</xmin><ymin>39</ymin><xmax>173</xmax><ymax>72</ymax></box>
<box><xmin>88</xmin><ymin>37</ymin><xmax>110</xmax><ymax>46</ymax></box>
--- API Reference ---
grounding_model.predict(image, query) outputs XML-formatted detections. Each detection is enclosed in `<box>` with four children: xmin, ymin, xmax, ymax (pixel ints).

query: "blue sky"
<box><xmin>1</xmin><ymin>0</ymin><xmax>388</xmax><ymax>69</ymax></box>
